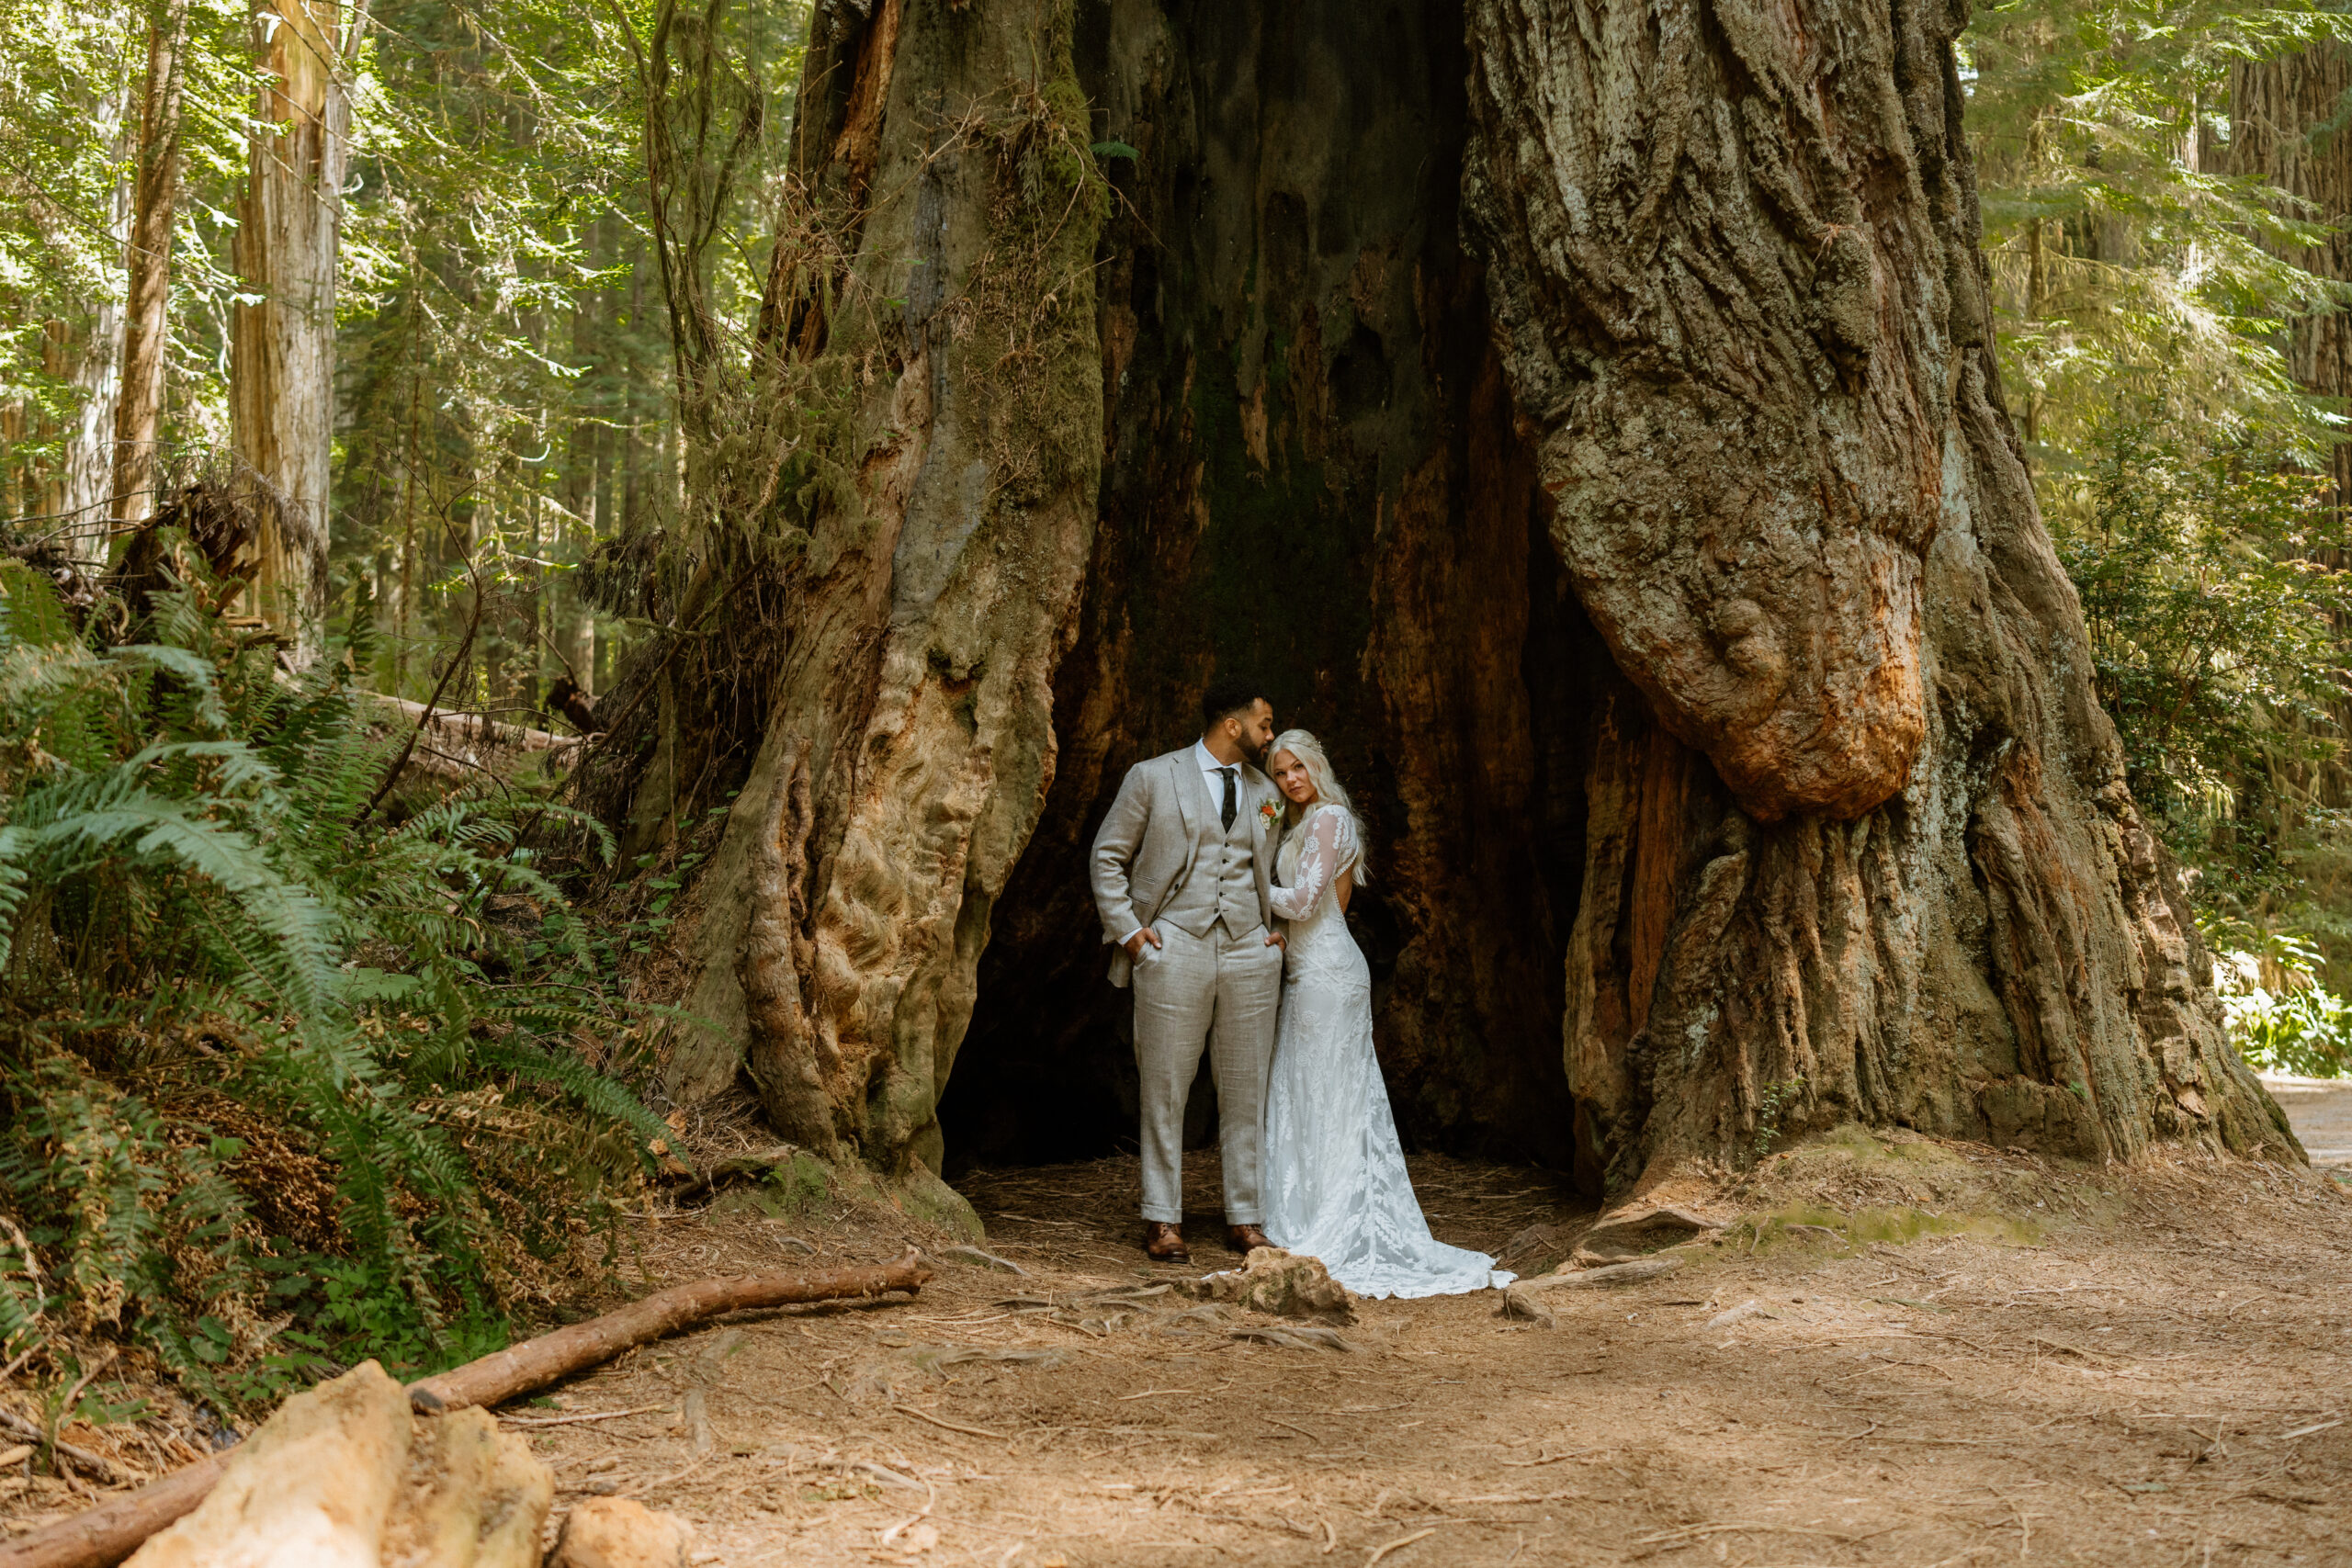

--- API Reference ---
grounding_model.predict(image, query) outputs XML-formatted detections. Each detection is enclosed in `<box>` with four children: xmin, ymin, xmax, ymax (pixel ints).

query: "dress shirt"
<box><xmin>1193</xmin><ymin>739</ymin><xmax>1242</xmax><ymax>813</ymax></box>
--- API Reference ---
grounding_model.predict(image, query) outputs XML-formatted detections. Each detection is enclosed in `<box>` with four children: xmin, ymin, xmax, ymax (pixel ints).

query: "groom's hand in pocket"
<box><xmin>1124</xmin><ymin>927</ymin><xmax>1162</xmax><ymax>962</ymax></box>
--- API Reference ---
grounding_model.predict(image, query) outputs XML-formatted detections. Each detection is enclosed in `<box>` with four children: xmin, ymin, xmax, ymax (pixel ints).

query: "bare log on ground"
<box><xmin>0</xmin><ymin>1252</ymin><xmax>930</xmax><ymax>1568</ymax></box>
<box><xmin>407</xmin><ymin>1249</ymin><xmax>932</xmax><ymax>1412</ymax></box>
<box><xmin>356</xmin><ymin>693</ymin><xmax>586</xmax><ymax>790</ymax></box>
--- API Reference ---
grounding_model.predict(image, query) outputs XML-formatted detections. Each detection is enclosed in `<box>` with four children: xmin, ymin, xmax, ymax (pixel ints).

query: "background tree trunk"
<box><xmin>2230</xmin><ymin>47</ymin><xmax>2352</xmax><ymax>513</ymax></box>
<box><xmin>112</xmin><ymin>0</ymin><xmax>192</xmax><ymax>539</ymax></box>
<box><xmin>55</xmin><ymin>90</ymin><xmax>129</xmax><ymax>572</ymax></box>
<box><xmin>231</xmin><ymin>0</ymin><xmax>359</xmax><ymax>657</ymax></box>
<box><xmin>651</xmin><ymin>0</ymin><xmax>2298</xmax><ymax>1197</ymax></box>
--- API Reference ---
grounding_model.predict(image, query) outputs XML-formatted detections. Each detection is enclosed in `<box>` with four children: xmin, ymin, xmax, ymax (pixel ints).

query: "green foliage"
<box><xmin>1967</xmin><ymin>2</ymin><xmax>2352</xmax><ymax>1037</ymax></box>
<box><xmin>1965</xmin><ymin>0</ymin><xmax>2352</xmax><ymax>466</ymax></box>
<box><xmin>2213</xmin><ymin>931</ymin><xmax>2352</xmax><ymax>1076</ymax></box>
<box><xmin>0</xmin><ymin>542</ymin><xmax>660</xmax><ymax>1398</ymax></box>
<box><xmin>2050</xmin><ymin>408</ymin><xmax>2352</xmax><ymax>894</ymax></box>
<box><xmin>1750</xmin><ymin>1077</ymin><xmax>1808</xmax><ymax>1162</ymax></box>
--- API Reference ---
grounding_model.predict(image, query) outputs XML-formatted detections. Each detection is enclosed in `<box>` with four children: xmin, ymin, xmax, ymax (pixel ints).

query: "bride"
<box><xmin>1261</xmin><ymin>730</ymin><xmax>1510</xmax><ymax>1298</ymax></box>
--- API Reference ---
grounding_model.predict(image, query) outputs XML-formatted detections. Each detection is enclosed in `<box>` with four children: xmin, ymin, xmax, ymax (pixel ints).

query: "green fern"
<box><xmin>0</xmin><ymin>530</ymin><xmax>662</xmax><ymax>1392</ymax></box>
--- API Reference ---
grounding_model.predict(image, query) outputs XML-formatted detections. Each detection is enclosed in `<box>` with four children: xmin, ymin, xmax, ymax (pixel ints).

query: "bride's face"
<box><xmin>1270</xmin><ymin>750</ymin><xmax>1317</xmax><ymax>806</ymax></box>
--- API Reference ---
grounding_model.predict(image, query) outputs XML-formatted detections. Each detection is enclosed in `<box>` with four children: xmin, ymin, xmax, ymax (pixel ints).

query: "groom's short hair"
<box><xmin>1201</xmin><ymin>678</ymin><xmax>1268</xmax><ymax>730</ymax></box>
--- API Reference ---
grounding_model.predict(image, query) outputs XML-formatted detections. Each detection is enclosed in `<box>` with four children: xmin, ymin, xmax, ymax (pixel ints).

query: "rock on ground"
<box><xmin>1182</xmin><ymin>1247</ymin><xmax>1356</xmax><ymax>1322</ymax></box>
<box><xmin>549</xmin><ymin>1497</ymin><xmax>695</xmax><ymax>1568</ymax></box>
<box><xmin>125</xmin><ymin>1361</ymin><xmax>551</xmax><ymax>1568</ymax></box>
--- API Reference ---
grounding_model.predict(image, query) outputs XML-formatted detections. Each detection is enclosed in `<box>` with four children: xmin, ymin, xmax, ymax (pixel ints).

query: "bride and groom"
<box><xmin>1088</xmin><ymin>682</ymin><xmax>1508</xmax><ymax>1298</ymax></box>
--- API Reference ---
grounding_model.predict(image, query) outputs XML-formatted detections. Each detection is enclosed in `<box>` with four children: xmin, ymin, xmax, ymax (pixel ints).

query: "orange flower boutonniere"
<box><xmin>1258</xmin><ymin>799</ymin><xmax>1281</xmax><ymax>831</ymax></box>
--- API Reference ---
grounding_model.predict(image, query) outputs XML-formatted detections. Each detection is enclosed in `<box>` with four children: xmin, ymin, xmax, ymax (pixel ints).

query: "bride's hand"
<box><xmin>1265</xmin><ymin>931</ymin><xmax>1285</xmax><ymax>950</ymax></box>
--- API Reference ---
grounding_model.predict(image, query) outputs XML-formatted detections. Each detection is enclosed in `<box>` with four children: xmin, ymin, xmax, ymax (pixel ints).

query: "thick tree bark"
<box><xmin>1461</xmin><ymin>0</ymin><xmax>2294</xmax><ymax>1180</ymax></box>
<box><xmin>659</xmin><ymin>0</ymin><xmax>1107</xmax><ymax>1207</ymax></box>
<box><xmin>654</xmin><ymin>0</ymin><xmax>2296</xmax><ymax>1195</ymax></box>
<box><xmin>2230</xmin><ymin>46</ymin><xmax>2352</xmax><ymax>512</ymax></box>
<box><xmin>230</xmin><ymin>0</ymin><xmax>358</xmax><ymax>659</ymax></box>
<box><xmin>112</xmin><ymin>0</ymin><xmax>192</xmax><ymax>538</ymax></box>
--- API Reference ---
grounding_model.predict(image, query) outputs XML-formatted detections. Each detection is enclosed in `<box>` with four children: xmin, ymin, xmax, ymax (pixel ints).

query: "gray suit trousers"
<box><xmin>1132</xmin><ymin>919</ymin><xmax>1283</xmax><ymax>1224</ymax></box>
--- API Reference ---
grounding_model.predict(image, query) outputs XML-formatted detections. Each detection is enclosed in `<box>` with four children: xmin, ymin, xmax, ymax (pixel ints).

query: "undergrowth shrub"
<box><xmin>0</xmin><ymin>541</ymin><xmax>663</xmax><ymax>1407</ymax></box>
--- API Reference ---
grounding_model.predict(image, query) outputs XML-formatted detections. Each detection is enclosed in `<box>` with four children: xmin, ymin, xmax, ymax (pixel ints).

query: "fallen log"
<box><xmin>406</xmin><ymin>1250</ymin><xmax>931</xmax><ymax>1412</ymax></box>
<box><xmin>0</xmin><ymin>1250</ymin><xmax>931</xmax><ymax>1568</ymax></box>
<box><xmin>358</xmin><ymin>694</ymin><xmax>581</xmax><ymax>756</ymax></box>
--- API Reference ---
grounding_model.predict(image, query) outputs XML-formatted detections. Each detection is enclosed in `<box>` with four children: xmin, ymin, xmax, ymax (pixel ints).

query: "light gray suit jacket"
<box><xmin>1090</xmin><ymin>748</ymin><xmax>1279</xmax><ymax>987</ymax></box>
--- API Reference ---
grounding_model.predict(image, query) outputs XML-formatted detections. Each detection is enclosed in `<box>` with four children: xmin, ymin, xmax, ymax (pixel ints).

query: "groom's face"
<box><xmin>1234</xmin><ymin>699</ymin><xmax>1275</xmax><ymax>764</ymax></box>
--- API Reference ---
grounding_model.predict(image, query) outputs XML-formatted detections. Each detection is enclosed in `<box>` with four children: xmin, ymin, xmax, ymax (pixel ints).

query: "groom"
<box><xmin>1090</xmin><ymin>681</ymin><xmax>1284</xmax><ymax>1264</ymax></box>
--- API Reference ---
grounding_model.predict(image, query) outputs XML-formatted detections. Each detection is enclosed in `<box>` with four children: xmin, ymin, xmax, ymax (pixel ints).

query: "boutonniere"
<box><xmin>1258</xmin><ymin>799</ymin><xmax>1281</xmax><ymax>831</ymax></box>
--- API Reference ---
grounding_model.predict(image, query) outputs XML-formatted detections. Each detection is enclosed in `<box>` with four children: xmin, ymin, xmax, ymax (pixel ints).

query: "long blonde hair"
<box><xmin>1269</xmin><ymin>728</ymin><xmax>1371</xmax><ymax>885</ymax></box>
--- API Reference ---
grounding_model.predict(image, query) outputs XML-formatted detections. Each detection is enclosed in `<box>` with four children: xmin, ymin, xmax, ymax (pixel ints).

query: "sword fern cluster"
<box><xmin>0</xmin><ymin>543</ymin><xmax>662</xmax><ymax>1403</ymax></box>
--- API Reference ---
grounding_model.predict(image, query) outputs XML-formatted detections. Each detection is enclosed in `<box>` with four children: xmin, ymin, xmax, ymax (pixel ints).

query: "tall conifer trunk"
<box><xmin>230</xmin><ymin>0</ymin><xmax>361</xmax><ymax>658</ymax></box>
<box><xmin>2231</xmin><ymin>47</ymin><xmax>2352</xmax><ymax>513</ymax></box>
<box><xmin>649</xmin><ymin>0</ymin><xmax>2297</xmax><ymax>1198</ymax></box>
<box><xmin>112</xmin><ymin>0</ymin><xmax>193</xmax><ymax>538</ymax></box>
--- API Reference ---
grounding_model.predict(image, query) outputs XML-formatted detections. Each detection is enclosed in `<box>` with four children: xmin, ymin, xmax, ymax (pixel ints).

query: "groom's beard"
<box><xmin>1238</xmin><ymin>733</ymin><xmax>1269</xmax><ymax>767</ymax></box>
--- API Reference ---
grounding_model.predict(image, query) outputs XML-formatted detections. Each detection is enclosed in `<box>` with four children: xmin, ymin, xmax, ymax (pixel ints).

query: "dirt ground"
<box><xmin>484</xmin><ymin>1126</ymin><xmax>2350</xmax><ymax>1568</ymax></box>
<box><xmin>5</xmin><ymin>1117</ymin><xmax>2347</xmax><ymax>1566</ymax></box>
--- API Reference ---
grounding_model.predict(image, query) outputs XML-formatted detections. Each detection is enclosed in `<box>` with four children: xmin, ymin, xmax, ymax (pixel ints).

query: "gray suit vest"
<box><xmin>1156</xmin><ymin>771</ymin><xmax>1262</xmax><ymax>939</ymax></box>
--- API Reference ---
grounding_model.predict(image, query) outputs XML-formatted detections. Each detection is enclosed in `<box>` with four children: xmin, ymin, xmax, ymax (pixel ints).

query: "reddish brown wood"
<box><xmin>407</xmin><ymin>1250</ymin><xmax>931</xmax><ymax>1411</ymax></box>
<box><xmin>0</xmin><ymin>1252</ymin><xmax>929</xmax><ymax>1568</ymax></box>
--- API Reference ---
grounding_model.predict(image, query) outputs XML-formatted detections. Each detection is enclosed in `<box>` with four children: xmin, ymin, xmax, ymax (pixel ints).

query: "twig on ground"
<box><xmin>496</xmin><ymin>1405</ymin><xmax>668</xmax><ymax>1429</ymax></box>
<box><xmin>1363</xmin><ymin>1527</ymin><xmax>1436</xmax><ymax>1565</ymax></box>
<box><xmin>890</xmin><ymin>1404</ymin><xmax>1007</xmax><ymax>1440</ymax></box>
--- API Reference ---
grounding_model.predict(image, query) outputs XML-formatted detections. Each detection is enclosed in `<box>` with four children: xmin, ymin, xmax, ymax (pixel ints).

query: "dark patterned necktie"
<box><xmin>1218</xmin><ymin>766</ymin><xmax>1237</xmax><ymax>830</ymax></box>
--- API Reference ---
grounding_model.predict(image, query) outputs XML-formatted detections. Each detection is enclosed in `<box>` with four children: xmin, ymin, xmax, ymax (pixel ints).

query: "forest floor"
<box><xmin>5</xmin><ymin>1111</ymin><xmax>2348</xmax><ymax>1566</ymax></box>
<box><xmin>494</xmin><ymin>1118</ymin><xmax>2349</xmax><ymax>1568</ymax></box>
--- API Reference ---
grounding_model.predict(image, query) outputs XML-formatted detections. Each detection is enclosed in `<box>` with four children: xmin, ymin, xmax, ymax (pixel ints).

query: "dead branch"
<box><xmin>358</xmin><ymin>694</ymin><xmax>582</xmax><ymax>757</ymax></box>
<box><xmin>406</xmin><ymin>1249</ymin><xmax>931</xmax><ymax>1412</ymax></box>
<box><xmin>0</xmin><ymin>1251</ymin><xmax>930</xmax><ymax>1568</ymax></box>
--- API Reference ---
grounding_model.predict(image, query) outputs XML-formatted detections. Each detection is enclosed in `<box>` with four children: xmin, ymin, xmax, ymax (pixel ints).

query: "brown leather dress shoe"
<box><xmin>1226</xmin><ymin>1224</ymin><xmax>1272</xmax><ymax>1254</ymax></box>
<box><xmin>1143</xmin><ymin>1221</ymin><xmax>1191</xmax><ymax>1263</ymax></box>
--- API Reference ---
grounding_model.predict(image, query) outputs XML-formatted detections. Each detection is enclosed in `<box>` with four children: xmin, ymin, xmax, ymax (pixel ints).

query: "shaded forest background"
<box><xmin>2</xmin><ymin>0</ymin><xmax>2351</xmax><ymax>1405</ymax></box>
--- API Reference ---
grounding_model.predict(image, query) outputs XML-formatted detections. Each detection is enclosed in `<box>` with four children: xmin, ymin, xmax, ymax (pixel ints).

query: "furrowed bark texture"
<box><xmin>656</xmin><ymin>0</ymin><xmax>2295</xmax><ymax>1194</ymax></box>
<box><xmin>2230</xmin><ymin>47</ymin><xmax>2352</xmax><ymax>511</ymax></box>
<box><xmin>662</xmin><ymin>0</ymin><xmax>1107</xmax><ymax>1191</ymax></box>
<box><xmin>230</xmin><ymin>0</ymin><xmax>356</xmax><ymax>657</ymax></box>
<box><xmin>947</xmin><ymin>0</ymin><xmax>1588</xmax><ymax>1176</ymax></box>
<box><xmin>1462</xmin><ymin>0</ymin><xmax>2296</xmax><ymax>1179</ymax></box>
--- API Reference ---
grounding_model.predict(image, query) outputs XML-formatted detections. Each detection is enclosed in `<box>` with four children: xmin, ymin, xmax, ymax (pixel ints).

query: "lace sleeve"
<box><xmin>1269</xmin><ymin>808</ymin><xmax>1344</xmax><ymax>921</ymax></box>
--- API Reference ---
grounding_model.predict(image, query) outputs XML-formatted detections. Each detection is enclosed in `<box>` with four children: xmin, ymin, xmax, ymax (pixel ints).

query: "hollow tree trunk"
<box><xmin>660</xmin><ymin>0</ymin><xmax>1107</xmax><ymax>1209</ymax></box>
<box><xmin>113</xmin><ymin>0</ymin><xmax>193</xmax><ymax>536</ymax></box>
<box><xmin>230</xmin><ymin>0</ymin><xmax>358</xmax><ymax>659</ymax></box>
<box><xmin>659</xmin><ymin>0</ymin><xmax>2297</xmax><ymax>1197</ymax></box>
<box><xmin>952</xmin><ymin>0</ymin><xmax>1589</xmax><ymax>1178</ymax></box>
<box><xmin>1461</xmin><ymin>0</ymin><xmax>2294</xmax><ymax>1180</ymax></box>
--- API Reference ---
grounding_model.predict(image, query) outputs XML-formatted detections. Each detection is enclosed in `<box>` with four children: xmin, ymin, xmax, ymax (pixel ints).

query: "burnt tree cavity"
<box><xmin>945</xmin><ymin>0</ymin><xmax>1594</xmax><ymax>1179</ymax></box>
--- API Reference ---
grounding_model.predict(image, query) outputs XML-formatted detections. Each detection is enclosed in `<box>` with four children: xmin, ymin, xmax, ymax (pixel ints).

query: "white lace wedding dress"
<box><xmin>1261</xmin><ymin>805</ymin><xmax>1510</xmax><ymax>1299</ymax></box>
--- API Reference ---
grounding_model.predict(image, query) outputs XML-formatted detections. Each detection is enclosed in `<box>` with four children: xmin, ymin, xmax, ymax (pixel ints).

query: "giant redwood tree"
<box><xmin>628</xmin><ymin>0</ymin><xmax>2299</xmax><ymax>1215</ymax></box>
